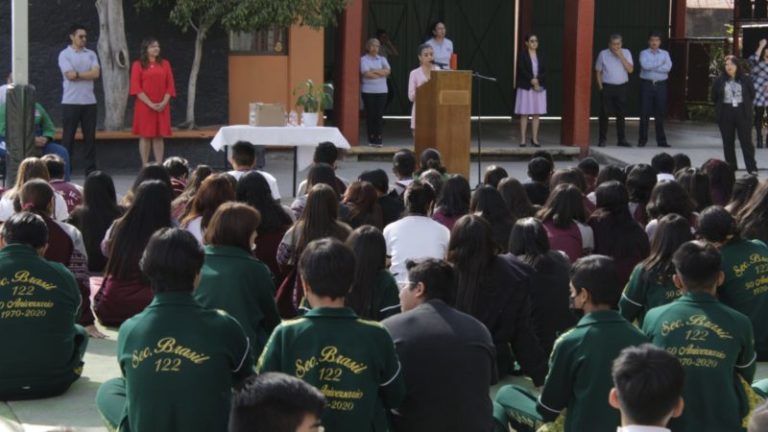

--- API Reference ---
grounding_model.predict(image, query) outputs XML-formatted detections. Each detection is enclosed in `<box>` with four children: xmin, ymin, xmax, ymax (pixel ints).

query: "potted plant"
<box><xmin>294</xmin><ymin>79</ymin><xmax>333</xmax><ymax>126</ymax></box>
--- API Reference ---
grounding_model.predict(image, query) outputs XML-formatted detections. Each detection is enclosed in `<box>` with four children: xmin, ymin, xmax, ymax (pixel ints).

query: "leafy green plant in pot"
<box><xmin>294</xmin><ymin>79</ymin><xmax>333</xmax><ymax>126</ymax></box>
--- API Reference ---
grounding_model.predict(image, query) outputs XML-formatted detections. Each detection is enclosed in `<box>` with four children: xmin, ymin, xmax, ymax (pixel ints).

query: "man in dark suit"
<box><xmin>382</xmin><ymin>259</ymin><xmax>497</xmax><ymax>432</ymax></box>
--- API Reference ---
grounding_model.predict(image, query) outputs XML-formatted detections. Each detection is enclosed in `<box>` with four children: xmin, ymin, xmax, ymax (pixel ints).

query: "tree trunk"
<box><xmin>181</xmin><ymin>26</ymin><xmax>207</xmax><ymax>130</ymax></box>
<box><xmin>95</xmin><ymin>0</ymin><xmax>129</xmax><ymax>131</ymax></box>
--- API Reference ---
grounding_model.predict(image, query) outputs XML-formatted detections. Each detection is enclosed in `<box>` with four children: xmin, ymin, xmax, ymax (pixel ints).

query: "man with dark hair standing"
<box><xmin>596</xmin><ymin>33</ymin><xmax>634</xmax><ymax>148</ymax></box>
<box><xmin>382</xmin><ymin>258</ymin><xmax>496</xmax><ymax>431</ymax></box>
<box><xmin>638</xmin><ymin>31</ymin><xmax>672</xmax><ymax>148</ymax></box>
<box><xmin>258</xmin><ymin>238</ymin><xmax>405</xmax><ymax>432</ymax></box>
<box><xmin>494</xmin><ymin>255</ymin><xmax>647</xmax><ymax>432</ymax></box>
<box><xmin>0</xmin><ymin>212</ymin><xmax>88</xmax><ymax>400</ymax></box>
<box><xmin>58</xmin><ymin>24</ymin><xmax>100</xmax><ymax>175</ymax></box>
<box><xmin>95</xmin><ymin>228</ymin><xmax>253</xmax><ymax>431</ymax></box>
<box><xmin>609</xmin><ymin>344</ymin><xmax>685</xmax><ymax>431</ymax></box>
<box><xmin>642</xmin><ymin>240</ymin><xmax>756</xmax><ymax>432</ymax></box>
<box><xmin>230</xmin><ymin>372</ymin><xmax>326</xmax><ymax>432</ymax></box>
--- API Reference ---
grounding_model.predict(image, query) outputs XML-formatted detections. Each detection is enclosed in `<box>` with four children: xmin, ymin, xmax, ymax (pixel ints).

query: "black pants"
<box><xmin>639</xmin><ymin>79</ymin><xmax>668</xmax><ymax>145</ymax></box>
<box><xmin>61</xmin><ymin>104</ymin><xmax>97</xmax><ymax>175</ymax></box>
<box><xmin>362</xmin><ymin>93</ymin><xmax>387</xmax><ymax>144</ymax></box>
<box><xmin>599</xmin><ymin>83</ymin><xmax>627</xmax><ymax>143</ymax></box>
<box><xmin>719</xmin><ymin>104</ymin><xmax>758</xmax><ymax>173</ymax></box>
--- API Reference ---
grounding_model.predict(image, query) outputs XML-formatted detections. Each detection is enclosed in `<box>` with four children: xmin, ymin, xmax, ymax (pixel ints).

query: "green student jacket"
<box><xmin>718</xmin><ymin>238</ymin><xmax>768</xmax><ymax>360</ymax></box>
<box><xmin>642</xmin><ymin>292</ymin><xmax>756</xmax><ymax>432</ymax></box>
<box><xmin>117</xmin><ymin>292</ymin><xmax>254</xmax><ymax>432</ymax></box>
<box><xmin>258</xmin><ymin>307</ymin><xmax>406</xmax><ymax>432</ymax></box>
<box><xmin>536</xmin><ymin>310</ymin><xmax>647</xmax><ymax>432</ymax></box>
<box><xmin>195</xmin><ymin>245</ymin><xmax>280</xmax><ymax>360</ymax></box>
<box><xmin>619</xmin><ymin>264</ymin><xmax>681</xmax><ymax>325</ymax></box>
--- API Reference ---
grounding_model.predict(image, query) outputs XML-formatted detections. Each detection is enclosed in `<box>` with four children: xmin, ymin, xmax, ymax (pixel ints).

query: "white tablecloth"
<box><xmin>210</xmin><ymin>125</ymin><xmax>351</xmax><ymax>171</ymax></box>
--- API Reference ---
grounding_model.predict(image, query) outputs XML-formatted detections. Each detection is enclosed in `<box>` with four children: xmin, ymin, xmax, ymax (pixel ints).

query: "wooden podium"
<box><xmin>414</xmin><ymin>70</ymin><xmax>472</xmax><ymax>179</ymax></box>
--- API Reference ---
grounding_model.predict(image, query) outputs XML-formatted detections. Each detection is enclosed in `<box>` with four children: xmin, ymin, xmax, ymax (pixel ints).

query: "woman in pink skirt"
<box><xmin>515</xmin><ymin>34</ymin><xmax>547</xmax><ymax>147</ymax></box>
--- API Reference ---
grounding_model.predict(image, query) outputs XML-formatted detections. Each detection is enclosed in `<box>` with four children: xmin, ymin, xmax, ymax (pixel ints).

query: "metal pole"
<box><xmin>11</xmin><ymin>0</ymin><xmax>29</xmax><ymax>86</ymax></box>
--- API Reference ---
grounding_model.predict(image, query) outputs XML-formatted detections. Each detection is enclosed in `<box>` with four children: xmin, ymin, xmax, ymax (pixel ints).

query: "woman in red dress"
<box><xmin>130</xmin><ymin>37</ymin><xmax>176</xmax><ymax>167</ymax></box>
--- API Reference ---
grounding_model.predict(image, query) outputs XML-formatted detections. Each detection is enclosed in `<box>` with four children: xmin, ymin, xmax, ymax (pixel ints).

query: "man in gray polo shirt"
<box><xmin>58</xmin><ymin>24</ymin><xmax>100</xmax><ymax>175</ymax></box>
<box><xmin>595</xmin><ymin>33</ymin><xmax>634</xmax><ymax>148</ymax></box>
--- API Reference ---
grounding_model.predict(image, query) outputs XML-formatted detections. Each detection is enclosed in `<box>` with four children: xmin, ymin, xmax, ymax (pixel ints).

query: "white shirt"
<box><xmin>227</xmin><ymin>169</ymin><xmax>281</xmax><ymax>200</ymax></box>
<box><xmin>383</xmin><ymin>215</ymin><xmax>450</xmax><ymax>282</ymax></box>
<box><xmin>0</xmin><ymin>84</ymin><xmax>8</xmax><ymax>106</ymax></box>
<box><xmin>617</xmin><ymin>426</ymin><xmax>670</xmax><ymax>432</ymax></box>
<box><xmin>0</xmin><ymin>192</ymin><xmax>69</xmax><ymax>222</ymax></box>
<box><xmin>656</xmin><ymin>173</ymin><xmax>675</xmax><ymax>183</ymax></box>
<box><xmin>184</xmin><ymin>216</ymin><xmax>204</xmax><ymax>244</ymax></box>
<box><xmin>425</xmin><ymin>37</ymin><xmax>454</xmax><ymax>68</ymax></box>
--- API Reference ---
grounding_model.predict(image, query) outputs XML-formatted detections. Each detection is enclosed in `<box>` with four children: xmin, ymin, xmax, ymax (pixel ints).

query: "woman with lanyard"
<box><xmin>425</xmin><ymin>21</ymin><xmax>454</xmax><ymax>69</ymax></box>
<box><xmin>711</xmin><ymin>55</ymin><xmax>758</xmax><ymax>175</ymax></box>
<box><xmin>750</xmin><ymin>39</ymin><xmax>768</xmax><ymax>149</ymax></box>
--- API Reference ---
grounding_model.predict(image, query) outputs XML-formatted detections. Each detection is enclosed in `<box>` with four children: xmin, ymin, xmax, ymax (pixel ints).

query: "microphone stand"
<box><xmin>473</xmin><ymin>72</ymin><xmax>497</xmax><ymax>187</ymax></box>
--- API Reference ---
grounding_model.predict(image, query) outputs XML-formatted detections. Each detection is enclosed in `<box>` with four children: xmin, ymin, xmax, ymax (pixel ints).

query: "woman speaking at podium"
<box><xmin>408</xmin><ymin>44</ymin><xmax>439</xmax><ymax>136</ymax></box>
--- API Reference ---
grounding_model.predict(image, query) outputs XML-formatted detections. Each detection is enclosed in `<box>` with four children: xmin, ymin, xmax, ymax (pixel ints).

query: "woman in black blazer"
<box><xmin>515</xmin><ymin>34</ymin><xmax>547</xmax><ymax>147</ymax></box>
<box><xmin>711</xmin><ymin>55</ymin><xmax>759</xmax><ymax>174</ymax></box>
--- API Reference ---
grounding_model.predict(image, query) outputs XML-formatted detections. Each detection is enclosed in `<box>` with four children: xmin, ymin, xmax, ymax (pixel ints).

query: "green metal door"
<box><xmin>367</xmin><ymin>0</ymin><xmax>515</xmax><ymax>116</ymax></box>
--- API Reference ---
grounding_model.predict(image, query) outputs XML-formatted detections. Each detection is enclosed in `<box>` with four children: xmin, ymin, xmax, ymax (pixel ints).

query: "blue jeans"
<box><xmin>0</xmin><ymin>140</ymin><xmax>72</xmax><ymax>181</ymax></box>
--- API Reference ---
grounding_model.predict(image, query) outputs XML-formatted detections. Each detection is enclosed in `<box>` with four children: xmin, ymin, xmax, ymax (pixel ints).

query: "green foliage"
<box><xmin>294</xmin><ymin>79</ymin><xmax>334</xmax><ymax>112</ymax></box>
<box><xmin>135</xmin><ymin>0</ymin><xmax>351</xmax><ymax>33</ymax></box>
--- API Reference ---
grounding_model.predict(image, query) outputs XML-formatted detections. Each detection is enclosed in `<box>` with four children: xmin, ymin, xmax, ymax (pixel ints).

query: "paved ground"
<box><xmin>2</xmin><ymin>118</ymin><xmax>768</xmax><ymax>431</ymax></box>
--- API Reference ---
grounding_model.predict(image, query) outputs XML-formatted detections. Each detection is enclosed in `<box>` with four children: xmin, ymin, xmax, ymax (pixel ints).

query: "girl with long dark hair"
<box><xmin>120</xmin><ymin>163</ymin><xmax>172</xmax><ymax>207</ymax></box>
<box><xmin>537</xmin><ymin>183</ymin><xmax>594</xmax><ymax>262</ymax></box>
<box><xmin>171</xmin><ymin>164</ymin><xmax>212</xmax><ymax>219</ymax></box>
<box><xmin>470</xmin><ymin>185</ymin><xmax>514</xmax><ymax>253</ymax></box>
<box><xmin>237</xmin><ymin>171</ymin><xmax>294</xmax><ymax>280</ymax></box>
<box><xmin>645</xmin><ymin>180</ymin><xmax>697</xmax><ymax>238</ymax></box>
<box><xmin>737</xmin><ymin>180</ymin><xmax>768</xmax><ymax>244</ymax></box>
<box><xmin>432</xmin><ymin>175</ymin><xmax>470</xmax><ymax>230</ymax></box>
<box><xmin>508</xmin><ymin>217</ymin><xmax>576</xmax><ymax>358</ymax></box>
<box><xmin>588</xmin><ymin>181</ymin><xmax>650</xmax><ymax>285</ymax></box>
<box><xmin>619</xmin><ymin>213</ymin><xmax>693</xmax><ymax>324</ymax></box>
<box><xmin>675</xmin><ymin>168</ymin><xmax>714</xmax><ymax>212</ymax></box>
<box><xmin>94</xmin><ymin>180</ymin><xmax>173</xmax><ymax>326</ymax></box>
<box><xmin>345</xmin><ymin>226</ymin><xmax>400</xmax><ymax>320</ymax></box>
<box><xmin>448</xmin><ymin>214</ymin><xmax>547</xmax><ymax>383</ymax></box>
<box><xmin>342</xmin><ymin>181</ymin><xmax>383</xmax><ymax>229</ymax></box>
<box><xmin>701</xmin><ymin>158</ymin><xmax>735</xmax><ymax>206</ymax></box>
<box><xmin>68</xmin><ymin>171</ymin><xmax>124</xmax><ymax>273</ymax></box>
<box><xmin>625</xmin><ymin>164</ymin><xmax>657</xmax><ymax>226</ymax></box>
<box><xmin>726</xmin><ymin>174</ymin><xmax>759</xmax><ymax>215</ymax></box>
<box><xmin>497</xmin><ymin>177</ymin><xmax>538</xmax><ymax>222</ymax></box>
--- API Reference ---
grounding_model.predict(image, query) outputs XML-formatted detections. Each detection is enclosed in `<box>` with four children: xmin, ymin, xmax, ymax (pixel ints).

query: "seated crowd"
<box><xmin>3</xmin><ymin>141</ymin><xmax>768</xmax><ymax>432</ymax></box>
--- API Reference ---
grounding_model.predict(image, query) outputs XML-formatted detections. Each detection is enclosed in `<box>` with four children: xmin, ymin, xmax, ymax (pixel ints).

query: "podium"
<box><xmin>415</xmin><ymin>70</ymin><xmax>472</xmax><ymax>179</ymax></box>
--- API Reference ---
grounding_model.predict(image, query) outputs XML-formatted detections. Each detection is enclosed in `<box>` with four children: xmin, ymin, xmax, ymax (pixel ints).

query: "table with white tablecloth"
<box><xmin>210</xmin><ymin>125</ymin><xmax>351</xmax><ymax>196</ymax></box>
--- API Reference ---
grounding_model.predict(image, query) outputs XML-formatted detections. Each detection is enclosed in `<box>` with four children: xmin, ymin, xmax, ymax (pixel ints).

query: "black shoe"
<box><xmin>617</xmin><ymin>141</ymin><xmax>632</xmax><ymax>147</ymax></box>
<box><xmin>598</xmin><ymin>140</ymin><xmax>606</xmax><ymax>147</ymax></box>
<box><xmin>531</xmin><ymin>138</ymin><xmax>541</xmax><ymax>148</ymax></box>
<box><xmin>638</xmin><ymin>141</ymin><xmax>647</xmax><ymax>147</ymax></box>
<box><xmin>658</xmin><ymin>142</ymin><xmax>671</xmax><ymax>148</ymax></box>
<box><xmin>519</xmin><ymin>142</ymin><xmax>527</xmax><ymax>148</ymax></box>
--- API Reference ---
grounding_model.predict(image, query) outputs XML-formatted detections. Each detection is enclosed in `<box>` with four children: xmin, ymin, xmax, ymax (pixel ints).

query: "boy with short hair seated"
<box><xmin>229</xmin><ymin>372</ymin><xmax>326</xmax><ymax>432</ymax></box>
<box><xmin>0</xmin><ymin>212</ymin><xmax>88</xmax><ymax>400</ymax></box>
<box><xmin>258</xmin><ymin>238</ymin><xmax>405</xmax><ymax>431</ymax></box>
<box><xmin>609</xmin><ymin>344</ymin><xmax>685</xmax><ymax>432</ymax></box>
<box><xmin>494</xmin><ymin>255</ymin><xmax>647</xmax><ymax>432</ymax></box>
<box><xmin>227</xmin><ymin>140</ymin><xmax>281</xmax><ymax>200</ymax></box>
<box><xmin>95</xmin><ymin>228</ymin><xmax>253</xmax><ymax>431</ymax></box>
<box><xmin>642</xmin><ymin>240</ymin><xmax>756</xmax><ymax>432</ymax></box>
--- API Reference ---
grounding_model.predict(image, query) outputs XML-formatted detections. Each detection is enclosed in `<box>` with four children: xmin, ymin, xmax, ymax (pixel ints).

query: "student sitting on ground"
<box><xmin>163</xmin><ymin>156</ymin><xmax>190</xmax><ymax>198</ymax></box>
<box><xmin>642</xmin><ymin>240</ymin><xmax>756</xmax><ymax>432</ymax></box>
<box><xmin>696</xmin><ymin>206</ymin><xmax>768</xmax><ymax>360</ymax></box>
<box><xmin>18</xmin><ymin>179</ymin><xmax>105</xmax><ymax>338</ymax></box>
<box><xmin>258</xmin><ymin>238</ymin><xmax>405</xmax><ymax>432</ymax></box>
<box><xmin>179</xmin><ymin>173</ymin><xmax>235</xmax><ymax>244</ymax></box>
<box><xmin>42</xmin><ymin>154</ymin><xmax>82</xmax><ymax>213</ymax></box>
<box><xmin>95</xmin><ymin>228</ymin><xmax>253</xmax><ymax>432</ymax></box>
<box><xmin>0</xmin><ymin>212</ymin><xmax>88</xmax><ymax>400</ymax></box>
<box><xmin>651</xmin><ymin>152</ymin><xmax>676</xmax><ymax>183</ymax></box>
<box><xmin>0</xmin><ymin>157</ymin><xmax>69</xmax><ymax>222</ymax></box>
<box><xmin>296</xmin><ymin>141</ymin><xmax>348</xmax><ymax>196</ymax></box>
<box><xmin>344</xmin><ymin>225</ymin><xmax>400</xmax><ymax>321</ymax></box>
<box><xmin>609</xmin><ymin>344</ymin><xmax>685</xmax><ymax>432</ymax></box>
<box><xmin>229</xmin><ymin>372</ymin><xmax>326</xmax><ymax>432</ymax></box>
<box><xmin>523</xmin><ymin>156</ymin><xmax>554</xmax><ymax>206</ymax></box>
<box><xmin>493</xmin><ymin>255</ymin><xmax>647</xmax><ymax>432</ymax></box>
<box><xmin>358</xmin><ymin>168</ymin><xmax>404</xmax><ymax>228</ymax></box>
<box><xmin>383</xmin><ymin>258</ymin><xmax>497</xmax><ymax>432</ymax></box>
<box><xmin>195</xmin><ymin>202</ymin><xmax>280</xmax><ymax>360</ymax></box>
<box><xmin>227</xmin><ymin>140</ymin><xmax>280</xmax><ymax>200</ymax></box>
<box><xmin>391</xmin><ymin>149</ymin><xmax>416</xmax><ymax>199</ymax></box>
